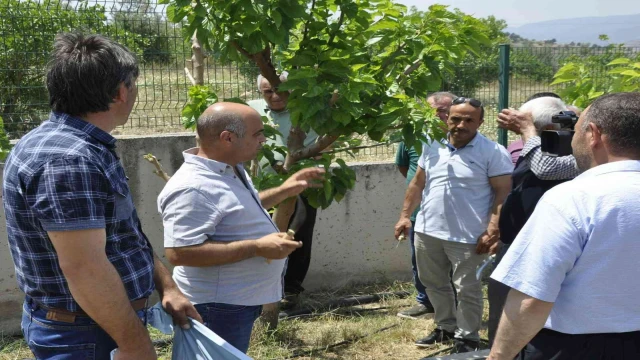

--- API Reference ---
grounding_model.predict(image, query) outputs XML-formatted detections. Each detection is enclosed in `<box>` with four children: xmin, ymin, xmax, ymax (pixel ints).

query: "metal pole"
<box><xmin>497</xmin><ymin>44</ymin><xmax>510</xmax><ymax>147</ymax></box>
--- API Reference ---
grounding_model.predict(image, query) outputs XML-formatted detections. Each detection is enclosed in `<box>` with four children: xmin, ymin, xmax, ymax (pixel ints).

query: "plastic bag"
<box><xmin>111</xmin><ymin>303</ymin><xmax>253</xmax><ymax>360</ymax></box>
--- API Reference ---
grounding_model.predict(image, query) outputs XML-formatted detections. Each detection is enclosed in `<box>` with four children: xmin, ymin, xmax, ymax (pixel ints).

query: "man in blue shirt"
<box><xmin>395</xmin><ymin>91</ymin><xmax>456</xmax><ymax>319</ymax></box>
<box><xmin>395</xmin><ymin>97</ymin><xmax>512</xmax><ymax>353</ymax></box>
<box><xmin>489</xmin><ymin>93</ymin><xmax>640</xmax><ymax>359</ymax></box>
<box><xmin>3</xmin><ymin>33</ymin><xmax>199</xmax><ymax>360</ymax></box>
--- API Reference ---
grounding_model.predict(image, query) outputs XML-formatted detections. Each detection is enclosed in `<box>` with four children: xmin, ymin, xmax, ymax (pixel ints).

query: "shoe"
<box><xmin>415</xmin><ymin>328</ymin><xmax>455</xmax><ymax>348</ymax></box>
<box><xmin>451</xmin><ymin>339</ymin><xmax>480</xmax><ymax>353</ymax></box>
<box><xmin>280</xmin><ymin>293</ymin><xmax>299</xmax><ymax>311</ymax></box>
<box><xmin>397</xmin><ymin>303</ymin><xmax>435</xmax><ymax>319</ymax></box>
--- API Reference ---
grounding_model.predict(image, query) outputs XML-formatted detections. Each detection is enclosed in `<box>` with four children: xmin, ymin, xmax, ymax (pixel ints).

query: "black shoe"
<box><xmin>415</xmin><ymin>328</ymin><xmax>455</xmax><ymax>348</ymax></box>
<box><xmin>397</xmin><ymin>303</ymin><xmax>435</xmax><ymax>319</ymax></box>
<box><xmin>451</xmin><ymin>339</ymin><xmax>480</xmax><ymax>353</ymax></box>
<box><xmin>280</xmin><ymin>293</ymin><xmax>299</xmax><ymax>311</ymax></box>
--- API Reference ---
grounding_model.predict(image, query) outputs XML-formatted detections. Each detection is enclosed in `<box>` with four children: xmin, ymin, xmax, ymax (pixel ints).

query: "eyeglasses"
<box><xmin>452</xmin><ymin>97</ymin><xmax>483</xmax><ymax>108</ymax></box>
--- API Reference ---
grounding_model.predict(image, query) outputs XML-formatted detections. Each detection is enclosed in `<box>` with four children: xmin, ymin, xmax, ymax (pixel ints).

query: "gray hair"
<box><xmin>583</xmin><ymin>92</ymin><xmax>640</xmax><ymax>157</ymax></box>
<box><xmin>197</xmin><ymin>111</ymin><xmax>246</xmax><ymax>142</ymax></box>
<box><xmin>257</xmin><ymin>71</ymin><xmax>289</xmax><ymax>89</ymax></box>
<box><xmin>428</xmin><ymin>91</ymin><xmax>458</xmax><ymax>103</ymax></box>
<box><xmin>519</xmin><ymin>97</ymin><xmax>568</xmax><ymax>134</ymax></box>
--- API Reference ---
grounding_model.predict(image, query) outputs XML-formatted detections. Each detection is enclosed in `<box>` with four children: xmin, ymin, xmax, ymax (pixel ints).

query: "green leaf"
<box><xmin>272</xmin><ymin>10</ymin><xmax>282</xmax><ymax>28</ymax></box>
<box><xmin>366</xmin><ymin>36</ymin><xmax>383</xmax><ymax>46</ymax></box>
<box><xmin>620</xmin><ymin>70</ymin><xmax>640</xmax><ymax>77</ymax></box>
<box><xmin>324</xmin><ymin>181</ymin><xmax>333</xmax><ymax>202</ymax></box>
<box><xmin>607</xmin><ymin>58</ymin><xmax>631</xmax><ymax>66</ymax></box>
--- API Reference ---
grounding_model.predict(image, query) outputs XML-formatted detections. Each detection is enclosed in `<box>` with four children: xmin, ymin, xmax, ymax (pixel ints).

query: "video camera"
<box><xmin>540</xmin><ymin>111</ymin><xmax>579</xmax><ymax>157</ymax></box>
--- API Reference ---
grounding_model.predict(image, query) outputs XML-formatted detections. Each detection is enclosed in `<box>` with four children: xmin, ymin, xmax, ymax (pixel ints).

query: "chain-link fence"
<box><xmin>0</xmin><ymin>0</ymin><xmax>261</xmax><ymax>138</ymax></box>
<box><xmin>1</xmin><ymin>1</ymin><xmax>638</xmax><ymax>161</ymax></box>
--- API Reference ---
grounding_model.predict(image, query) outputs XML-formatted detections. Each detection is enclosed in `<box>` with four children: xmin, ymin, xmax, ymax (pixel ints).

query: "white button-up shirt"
<box><xmin>492</xmin><ymin>160</ymin><xmax>640</xmax><ymax>334</ymax></box>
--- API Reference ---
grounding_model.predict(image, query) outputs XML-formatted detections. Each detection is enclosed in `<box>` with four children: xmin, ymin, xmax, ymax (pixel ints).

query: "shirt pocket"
<box><xmin>112</xmin><ymin>181</ymin><xmax>134</xmax><ymax>221</ymax></box>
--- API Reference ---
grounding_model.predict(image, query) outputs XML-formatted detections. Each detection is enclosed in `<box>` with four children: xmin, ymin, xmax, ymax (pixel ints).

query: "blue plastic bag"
<box><xmin>111</xmin><ymin>303</ymin><xmax>253</xmax><ymax>360</ymax></box>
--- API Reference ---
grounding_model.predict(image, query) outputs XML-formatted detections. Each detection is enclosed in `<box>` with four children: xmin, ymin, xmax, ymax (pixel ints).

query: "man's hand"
<box><xmin>161</xmin><ymin>288</ymin><xmax>203</xmax><ymax>329</ymax></box>
<box><xmin>497</xmin><ymin>109</ymin><xmax>536</xmax><ymax>140</ymax></box>
<box><xmin>280</xmin><ymin>167</ymin><xmax>326</xmax><ymax>197</ymax></box>
<box><xmin>112</xmin><ymin>346</ymin><xmax>157</xmax><ymax>360</ymax></box>
<box><xmin>476</xmin><ymin>229</ymin><xmax>500</xmax><ymax>254</ymax></box>
<box><xmin>394</xmin><ymin>217</ymin><xmax>412</xmax><ymax>240</ymax></box>
<box><xmin>255</xmin><ymin>233</ymin><xmax>302</xmax><ymax>259</ymax></box>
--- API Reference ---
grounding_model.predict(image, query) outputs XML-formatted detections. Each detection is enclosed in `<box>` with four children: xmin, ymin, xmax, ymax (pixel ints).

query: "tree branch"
<box><xmin>327</xmin><ymin>9</ymin><xmax>346</xmax><ymax>46</ymax></box>
<box><xmin>301</xmin><ymin>0</ymin><xmax>316</xmax><ymax>46</ymax></box>
<box><xmin>288</xmin><ymin>134</ymin><xmax>340</xmax><ymax>166</ymax></box>
<box><xmin>230</xmin><ymin>41</ymin><xmax>252</xmax><ymax>59</ymax></box>
<box><xmin>252</xmin><ymin>44</ymin><xmax>281</xmax><ymax>88</ymax></box>
<box><xmin>329</xmin><ymin>89</ymin><xmax>339</xmax><ymax>107</ymax></box>
<box><xmin>380</xmin><ymin>42</ymin><xmax>406</xmax><ymax>73</ymax></box>
<box><xmin>323</xmin><ymin>141</ymin><xmax>400</xmax><ymax>155</ymax></box>
<box><xmin>184</xmin><ymin>67</ymin><xmax>196</xmax><ymax>86</ymax></box>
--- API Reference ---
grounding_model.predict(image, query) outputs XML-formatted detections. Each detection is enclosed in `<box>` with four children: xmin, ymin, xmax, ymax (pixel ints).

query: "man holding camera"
<box><xmin>488</xmin><ymin>96</ymin><xmax>571</xmax><ymax>345</ymax></box>
<box><xmin>498</xmin><ymin>104</ymin><xmax>580</xmax><ymax>181</ymax></box>
<box><xmin>488</xmin><ymin>92</ymin><xmax>640</xmax><ymax>359</ymax></box>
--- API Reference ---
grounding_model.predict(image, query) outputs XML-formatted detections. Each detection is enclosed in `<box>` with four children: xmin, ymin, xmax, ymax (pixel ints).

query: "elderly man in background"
<box><xmin>247</xmin><ymin>73</ymin><xmax>319</xmax><ymax>309</ymax></box>
<box><xmin>489</xmin><ymin>93</ymin><xmax>640</xmax><ymax>359</ymax></box>
<box><xmin>395</xmin><ymin>97</ymin><xmax>512</xmax><ymax>353</ymax></box>
<box><xmin>498</xmin><ymin>103</ymin><xmax>581</xmax><ymax>181</ymax></box>
<box><xmin>395</xmin><ymin>91</ymin><xmax>457</xmax><ymax>320</ymax></box>
<box><xmin>488</xmin><ymin>96</ymin><xmax>571</xmax><ymax>345</ymax></box>
<box><xmin>158</xmin><ymin>102</ymin><xmax>324</xmax><ymax>353</ymax></box>
<box><xmin>505</xmin><ymin>92</ymin><xmax>563</xmax><ymax>166</ymax></box>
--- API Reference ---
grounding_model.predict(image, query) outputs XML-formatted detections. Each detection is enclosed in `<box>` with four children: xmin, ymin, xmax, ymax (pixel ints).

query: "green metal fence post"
<box><xmin>497</xmin><ymin>44</ymin><xmax>510</xmax><ymax>147</ymax></box>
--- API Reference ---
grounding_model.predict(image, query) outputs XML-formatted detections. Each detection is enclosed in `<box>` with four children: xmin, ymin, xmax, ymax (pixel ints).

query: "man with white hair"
<box><xmin>247</xmin><ymin>73</ymin><xmax>319</xmax><ymax>309</ymax></box>
<box><xmin>488</xmin><ymin>96</ymin><xmax>571</xmax><ymax>345</ymax></box>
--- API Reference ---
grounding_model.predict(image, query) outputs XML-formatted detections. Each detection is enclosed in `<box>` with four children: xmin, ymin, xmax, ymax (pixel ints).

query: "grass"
<box><xmin>0</xmin><ymin>281</ymin><xmax>491</xmax><ymax>360</ymax></box>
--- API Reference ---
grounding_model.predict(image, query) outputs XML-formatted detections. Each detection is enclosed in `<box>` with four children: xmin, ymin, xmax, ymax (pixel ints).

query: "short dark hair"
<box><xmin>526</xmin><ymin>92</ymin><xmax>561</xmax><ymax>102</ymax></box>
<box><xmin>46</xmin><ymin>33</ymin><xmax>139</xmax><ymax>116</ymax></box>
<box><xmin>585</xmin><ymin>92</ymin><xmax>640</xmax><ymax>157</ymax></box>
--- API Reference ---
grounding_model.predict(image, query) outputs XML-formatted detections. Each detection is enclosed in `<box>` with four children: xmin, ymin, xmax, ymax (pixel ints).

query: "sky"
<box><xmin>396</xmin><ymin>0</ymin><xmax>640</xmax><ymax>27</ymax></box>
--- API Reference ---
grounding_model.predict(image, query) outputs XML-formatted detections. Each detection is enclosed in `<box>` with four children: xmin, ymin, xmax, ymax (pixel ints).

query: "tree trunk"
<box><xmin>191</xmin><ymin>30</ymin><xmax>205</xmax><ymax>86</ymax></box>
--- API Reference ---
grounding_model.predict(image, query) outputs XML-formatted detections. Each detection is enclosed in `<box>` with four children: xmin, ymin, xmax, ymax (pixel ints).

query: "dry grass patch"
<box><xmin>1</xmin><ymin>281</ymin><xmax>491</xmax><ymax>360</ymax></box>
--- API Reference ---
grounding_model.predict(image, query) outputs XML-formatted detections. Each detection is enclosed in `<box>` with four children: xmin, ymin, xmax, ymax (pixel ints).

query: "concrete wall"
<box><xmin>0</xmin><ymin>134</ymin><xmax>411</xmax><ymax>334</ymax></box>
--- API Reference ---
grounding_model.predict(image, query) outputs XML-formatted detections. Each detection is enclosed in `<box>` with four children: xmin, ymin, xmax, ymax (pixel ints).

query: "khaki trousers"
<box><xmin>414</xmin><ymin>232</ymin><xmax>487</xmax><ymax>341</ymax></box>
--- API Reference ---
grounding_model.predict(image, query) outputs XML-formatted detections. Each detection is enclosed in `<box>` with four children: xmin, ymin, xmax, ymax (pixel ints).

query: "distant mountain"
<box><xmin>506</xmin><ymin>14</ymin><xmax>640</xmax><ymax>46</ymax></box>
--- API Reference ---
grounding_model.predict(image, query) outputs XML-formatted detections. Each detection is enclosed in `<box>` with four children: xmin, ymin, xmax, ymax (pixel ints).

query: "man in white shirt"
<box><xmin>489</xmin><ymin>92</ymin><xmax>640</xmax><ymax>360</ymax></box>
<box><xmin>395</xmin><ymin>97</ymin><xmax>513</xmax><ymax>353</ymax></box>
<box><xmin>158</xmin><ymin>102</ymin><xmax>324</xmax><ymax>353</ymax></box>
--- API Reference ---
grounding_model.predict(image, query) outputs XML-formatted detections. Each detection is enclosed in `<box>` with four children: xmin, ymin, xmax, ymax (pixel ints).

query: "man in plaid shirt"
<box><xmin>3</xmin><ymin>33</ymin><xmax>199</xmax><ymax>360</ymax></box>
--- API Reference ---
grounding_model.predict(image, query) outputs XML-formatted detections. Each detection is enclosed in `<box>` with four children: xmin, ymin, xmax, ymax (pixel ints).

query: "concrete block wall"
<box><xmin>0</xmin><ymin>134</ymin><xmax>411</xmax><ymax>334</ymax></box>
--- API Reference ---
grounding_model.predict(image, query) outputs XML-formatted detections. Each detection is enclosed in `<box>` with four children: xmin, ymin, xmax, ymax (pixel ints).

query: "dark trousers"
<box><xmin>488</xmin><ymin>244</ymin><xmax>511</xmax><ymax>346</ymax></box>
<box><xmin>518</xmin><ymin>328</ymin><xmax>640</xmax><ymax>360</ymax></box>
<box><xmin>284</xmin><ymin>195</ymin><xmax>317</xmax><ymax>295</ymax></box>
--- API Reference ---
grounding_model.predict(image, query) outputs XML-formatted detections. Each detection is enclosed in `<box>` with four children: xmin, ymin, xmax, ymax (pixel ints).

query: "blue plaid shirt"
<box><xmin>3</xmin><ymin>112</ymin><xmax>155</xmax><ymax>312</ymax></box>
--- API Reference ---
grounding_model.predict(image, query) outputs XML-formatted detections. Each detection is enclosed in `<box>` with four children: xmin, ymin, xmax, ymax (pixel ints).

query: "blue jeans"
<box><xmin>21</xmin><ymin>297</ymin><xmax>148</xmax><ymax>360</ymax></box>
<box><xmin>409</xmin><ymin>222</ymin><xmax>431</xmax><ymax>307</ymax></box>
<box><xmin>194</xmin><ymin>302</ymin><xmax>263</xmax><ymax>354</ymax></box>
